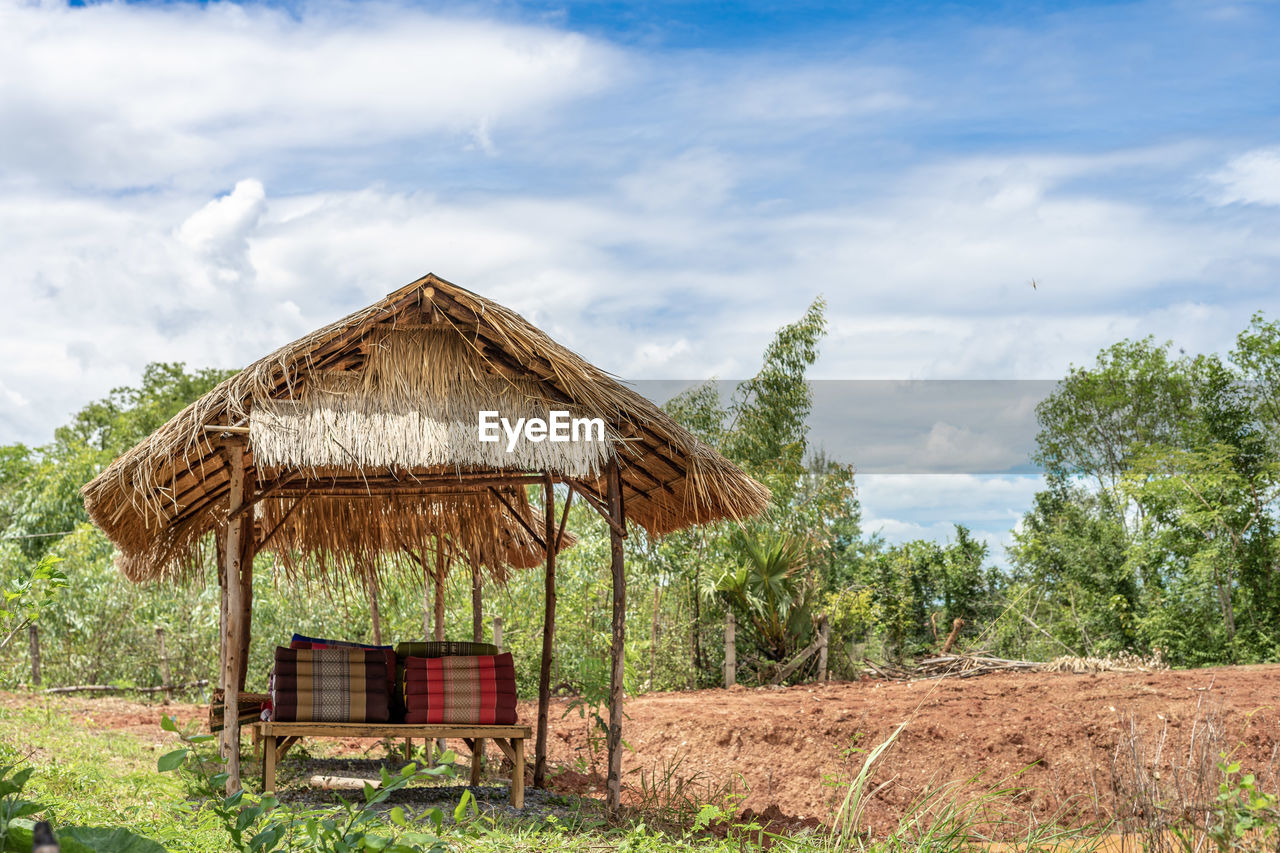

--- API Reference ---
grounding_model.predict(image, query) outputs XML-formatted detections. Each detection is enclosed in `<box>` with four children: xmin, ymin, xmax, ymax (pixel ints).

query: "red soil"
<box><xmin>7</xmin><ymin>665</ymin><xmax>1277</xmax><ymax>836</ymax></box>
<box><xmin>531</xmin><ymin>666</ymin><xmax>1280</xmax><ymax>834</ymax></box>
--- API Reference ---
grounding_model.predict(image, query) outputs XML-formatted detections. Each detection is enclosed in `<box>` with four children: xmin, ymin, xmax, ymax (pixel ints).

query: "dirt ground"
<box><xmin>8</xmin><ymin>665</ymin><xmax>1278</xmax><ymax>835</ymax></box>
<box><xmin>532</xmin><ymin>666</ymin><xmax>1280</xmax><ymax>834</ymax></box>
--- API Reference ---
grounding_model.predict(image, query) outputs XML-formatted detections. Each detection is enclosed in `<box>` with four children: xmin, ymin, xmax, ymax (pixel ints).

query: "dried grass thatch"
<box><xmin>81</xmin><ymin>273</ymin><xmax>771</xmax><ymax>585</ymax></box>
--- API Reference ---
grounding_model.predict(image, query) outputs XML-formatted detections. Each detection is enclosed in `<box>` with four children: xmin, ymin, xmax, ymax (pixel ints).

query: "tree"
<box><xmin>2</xmin><ymin>363</ymin><xmax>234</xmax><ymax>559</ymax></box>
<box><xmin>1007</xmin><ymin>482</ymin><xmax>1136</xmax><ymax>657</ymax></box>
<box><xmin>1123</xmin><ymin>442</ymin><xmax>1280</xmax><ymax>663</ymax></box>
<box><xmin>1033</xmin><ymin>337</ymin><xmax>1193</xmax><ymax>509</ymax></box>
<box><xmin>723</xmin><ymin>297</ymin><xmax>827</xmax><ymax>503</ymax></box>
<box><xmin>1017</xmin><ymin>314</ymin><xmax>1280</xmax><ymax>667</ymax></box>
<box><xmin>711</xmin><ymin>530</ymin><xmax>816</xmax><ymax>664</ymax></box>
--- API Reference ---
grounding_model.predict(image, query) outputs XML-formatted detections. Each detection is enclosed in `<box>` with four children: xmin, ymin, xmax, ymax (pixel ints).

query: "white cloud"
<box><xmin>178</xmin><ymin>179</ymin><xmax>268</xmax><ymax>287</ymax></box>
<box><xmin>1</xmin><ymin>5</ymin><xmax>1279</xmax><ymax>487</ymax></box>
<box><xmin>1208</xmin><ymin>148</ymin><xmax>1280</xmax><ymax>206</ymax></box>
<box><xmin>617</xmin><ymin>149</ymin><xmax>737</xmax><ymax>211</ymax></box>
<box><xmin>858</xmin><ymin>474</ymin><xmax>1045</xmax><ymax>566</ymax></box>
<box><xmin>0</xmin><ymin>0</ymin><xmax>618</xmax><ymax>188</ymax></box>
<box><xmin>3</xmin><ymin>142</ymin><xmax>1278</xmax><ymax>449</ymax></box>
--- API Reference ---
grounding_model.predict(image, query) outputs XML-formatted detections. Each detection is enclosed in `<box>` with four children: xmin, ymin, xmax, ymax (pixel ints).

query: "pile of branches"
<box><xmin>1042</xmin><ymin>649</ymin><xmax>1168</xmax><ymax>674</ymax></box>
<box><xmin>863</xmin><ymin>647</ymin><xmax>1170</xmax><ymax>681</ymax></box>
<box><xmin>864</xmin><ymin>653</ymin><xmax>1041</xmax><ymax>681</ymax></box>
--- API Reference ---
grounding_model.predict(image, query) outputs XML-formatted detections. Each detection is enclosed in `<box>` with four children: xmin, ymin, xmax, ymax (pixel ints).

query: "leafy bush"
<box><xmin>158</xmin><ymin>714</ymin><xmax>455</xmax><ymax>853</ymax></box>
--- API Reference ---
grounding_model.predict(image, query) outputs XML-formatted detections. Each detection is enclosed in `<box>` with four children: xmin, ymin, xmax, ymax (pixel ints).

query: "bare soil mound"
<box><xmin>532</xmin><ymin>665</ymin><xmax>1280</xmax><ymax>834</ymax></box>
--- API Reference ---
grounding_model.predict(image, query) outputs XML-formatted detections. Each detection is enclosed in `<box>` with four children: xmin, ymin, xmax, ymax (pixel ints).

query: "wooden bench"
<box><xmin>255</xmin><ymin>722</ymin><xmax>531</xmax><ymax>808</ymax></box>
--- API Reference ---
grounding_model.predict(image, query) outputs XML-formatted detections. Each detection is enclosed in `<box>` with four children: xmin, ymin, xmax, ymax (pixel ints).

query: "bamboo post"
<box><xmin>534</xmin><ymin>476</ymin><xmax>556</xmax><ymax>788</ymax></box>
<box><xmin>433</xmin><ymin>538</ymin><xmax>447</xmax><ymax>642</ymax></box>
<box><xmin>472</xmin><ymin>562</ymin><xmax>486</xmax><ymax>776</ymax></box>
<box><xmin>471</xmin><ymin>564</ymin><xmax>483</xmax><ymax>643</ymax></box>
<box><xmin>216</xmin><ymin>536</ymin><xmax>227</xmax><ymax>693</ymax></box>
<box><xmin>156</xmin><ymin>627</ymin><xmax>173</xmax><ymax>704</ymax></box>
<box><xmin>367</xmin><ymin>573</ymin><xmax>383</xmax><ymax>646</ymax></box>
<box><xmin>422</xmin><ymin>555</ymin><xmax>431</xmax><ymax>642</ymax></box>
<box><xmin>493</xmin><ymin>617</ymin><xmax>503</xmax><ymax>652</ymax></box>
<box><xmin>433</xmin><ymin>539</ymin><xmax>448</xmax><ymax>755</ymax></box>
<box><xmin>724</xmin><ymin>612</ymin><xmax>736</xmax><ymax>688</ymax></box>
<box><xmin>219</xmin><ymin>442</ymin><xmax>247</xmax><ymax>794</ymax></box>
<box><xmin>605</xmin><ymin>457</ymin><xmax>626</xmax><ymax>814</ymax></box>
<box><xmin>817</xmin><ymin>615</ymin><xmax>830</xmax><ymax>682</ymax></box>
<box><xmin>28</xmin><ymin>625</ymin><xmax>40</xmax><ymax>687</ymax></box>
<box><xmin>649</xmin><ymin>586</ymin><xmax>660</xmax><ymax>689</ymax></box>
<box><xmin>236</xmin><ymin>496</ymin><xmax>256</xmax><ymax>693</ymax></box>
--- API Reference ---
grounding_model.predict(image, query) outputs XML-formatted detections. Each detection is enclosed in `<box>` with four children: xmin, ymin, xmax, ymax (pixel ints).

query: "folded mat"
<box><xmin>292</xmin><ymin>635</ymin><xmax>396</xmax><ymax>695</ymax></box>
<box><xmin>392</xmin><ymin>643</ymin><xmax>502</xmax><ymax>723</ymax></box>
<box><xmin>272</xmin><ymin>647</ymin><xmax>391</xmax><ymax>723</ymax></box>
<box><xmin>402</xmin><ymin>680</ymin><xmax>516</xmax><ymax>697</ymax></box>
<box><xmin>400</xmin><ymin>654</ymin><xmax>518</xmax><ymax>725</ymax></box>
<box><xmin>402</xmin><ymin>656</ymin><xmax>515</xmax><ymax>678</ymax></box>
<box><xmin>395</xmin><ymin>641</ymin><xmax>499</xmax><ymax>659</ymax></box>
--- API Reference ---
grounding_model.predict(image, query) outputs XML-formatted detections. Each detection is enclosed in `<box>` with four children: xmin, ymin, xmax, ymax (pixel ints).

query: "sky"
<box><xmin>3</xmin><ymin>0</ymin><xmax>1280</xmax><ymax>562</ymax></box>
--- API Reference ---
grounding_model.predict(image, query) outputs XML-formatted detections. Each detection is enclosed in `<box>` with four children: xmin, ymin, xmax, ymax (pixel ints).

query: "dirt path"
<box><xmin>6</xmin><ymin>666</ymin><xmax>1277</xmax><ymax>836</ymax></box>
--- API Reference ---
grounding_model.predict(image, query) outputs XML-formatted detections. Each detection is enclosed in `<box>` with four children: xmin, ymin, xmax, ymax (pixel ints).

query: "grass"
<box><xmin>1</xmin><ymin>695</ymin><xmax>1277</xmax><ymax>852</ymax></box>
<box><xmin>0</xmin><ymin>698</ymin><xmax>230</xmax><ymax>850</ymax></box>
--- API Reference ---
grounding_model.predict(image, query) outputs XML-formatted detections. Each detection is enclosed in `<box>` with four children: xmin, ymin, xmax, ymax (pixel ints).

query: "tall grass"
<box><xmin>821</xmin><ymin>723</ymin><xmax>1109</xmax><ymax>852</ymax></box>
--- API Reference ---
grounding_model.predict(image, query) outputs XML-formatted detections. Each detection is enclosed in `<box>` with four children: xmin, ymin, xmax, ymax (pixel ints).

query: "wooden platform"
<box><xmin>254</xmin><ymin>721</ymin><xmax>531</xmax><ymax>808</ymax></box>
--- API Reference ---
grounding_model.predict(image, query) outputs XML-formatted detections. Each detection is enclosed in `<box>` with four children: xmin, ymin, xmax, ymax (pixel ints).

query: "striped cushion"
<box><xmin>272</xmin><ymin>647</ymin><xmax>391</xmax><ymax>723</ymax></box>
<box><xmin>401</xmin><ymin>653</ymin><xmax>517</xmax><ymax>725</ymax></box>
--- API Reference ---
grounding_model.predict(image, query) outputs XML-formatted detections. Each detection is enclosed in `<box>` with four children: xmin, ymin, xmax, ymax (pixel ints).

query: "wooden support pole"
<box><xmin>649</xmin><ymin>586</ymin><xmax>660</xmax><ymax>689</ymax></box>
<box><xmin>724</xmin><ymin>612</ymin><xmax>736</xmax><ymax>688</ymax></box>
<box><xmin>262</xmin><ymin>733</ymin><xmax>277</xmax><ymax>795</ymax></box>
<box><xmin>367</xmin><ymin>573</ymin><xmax>383</xmax><ymax>646</ymax></box>
<box><xmin>512</xmin><ymin>736</ymin><xmax>526</xmax><ymax>810</ymax></box>
<box><xmin>605</xmin><ymin>457</ymin><xmax>627</xmax><ymax>814</ymax></box>
<box><xmin>469</xmin><ymin>737</ymin><xmax>486</xmax><ymax>786</ymax></box>
<box><xmin>471</xmin><ymin>564</ymin><xmax>483</xmax><ymax>643</ymax></box>
<box><xmin>534</xmin><ymin>476</ymin><xmax>556</xmax><ymax>788</ymax></box>
<box><xmin>434</xmin><ymin>538</ymin><xmax>447</xmax><ymax>642</ymax></box>
<box><xmin>422</xmin><ymin>553</ymin><xmax>431</xmax><ymax>642</ymax></box>
<box><xmin>156</xmin><ymin>627</ymin><xmax>173</xmax><ymax>704</ymax></box>
<box><xmin>236</xmin><ymin>494</ymin><xmax>256</xmax><ymax>693</ymax></box>
<box><xmin>28</xmin><ymin>625</ymin><xmax>40</xmax><ymax>687</ymax></box>
<box><xmin>216</xmin><ymin>535</ymin><xmax>227</xmax><ymax>693</ymax></box>
<box><xmin>433</xmin><ymin>538</ymin><xmax>448</xmax><ymax>755</ymax></box>
<box><xmin>219</xmin><ymin>443</ymin><xmax>247</xmax><ymax>794</ymax></box>
<box><xmin>817</xmin><ymin>615</ymin><xmax>830</xmax><ymax>682</ymax></box>
<box><xmin>493</xmin><ymin>616</ymin><xmax>503</xmax><ymax>652</ymax></box>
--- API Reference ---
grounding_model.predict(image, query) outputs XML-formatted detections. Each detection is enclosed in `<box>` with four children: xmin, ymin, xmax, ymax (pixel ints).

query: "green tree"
<box><xmin>4</xmin><ymin>363</ymin><xmax>235</xmax><ymax>559</ymax></box>
<box><xmin>1123</xmin><ymin>442</ymin><xmax>1280</xmax><ymax>663</ymax></box>
<box><xmin>1033</xmin><ymin>337</ymin><xmax>1193</xmax><ymax>505</ymax></box>
<box><xmin>710</xmin><ymin>529</ymin><xmax>815</xmax><ymax>663</ymax></box>
<box><xmin>1007</xmin><ymin>482</ymin><xmax>1135</xmax><ymax>657</ymax></box>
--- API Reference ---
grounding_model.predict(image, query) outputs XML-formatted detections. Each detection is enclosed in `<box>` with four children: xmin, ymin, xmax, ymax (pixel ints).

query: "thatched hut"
<box><xmin>82</xmin><ymin>273</ymin><xmax>769</xmax><ymax>808</ymax></box>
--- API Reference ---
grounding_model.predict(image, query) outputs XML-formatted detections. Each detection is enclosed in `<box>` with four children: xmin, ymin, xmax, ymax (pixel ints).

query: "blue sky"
<box><xmin>3</xmin><ymin>0</ymin><xmax>1280</xmax><ymax>562</ymax></box>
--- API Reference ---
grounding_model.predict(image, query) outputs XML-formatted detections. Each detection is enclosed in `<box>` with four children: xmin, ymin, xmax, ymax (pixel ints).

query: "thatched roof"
<box><xmin>82</xmin><ymin>273</ymin><xmax>770</xmax><ymax>584</ymax></box>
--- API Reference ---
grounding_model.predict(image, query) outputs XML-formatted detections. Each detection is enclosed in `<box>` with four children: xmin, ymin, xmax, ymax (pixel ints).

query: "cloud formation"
<box><xmin>0</xmin><ymin>0</ymin><xmax>617</xmax><ymax>188</ymax></box>
<box><xmin>3</xmin><ymin>0</ymin><xmax>1280</xmax><ymax>559</ymax></box>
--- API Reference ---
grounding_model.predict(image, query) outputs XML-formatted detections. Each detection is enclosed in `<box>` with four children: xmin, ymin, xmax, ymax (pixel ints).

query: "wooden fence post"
<box><xmin>493</xmin><ymin>616</ymin><xmax>503</xmax><ymax>652</ymax></box>
<box><xmin>156</xmin><ymin>626</ymin><xmax>173</xmax><ymax>704</ymax></box>
<box><xmin>817</xmin><ymin>615</ymin><xmax>830</xmax><ymax>682</ymax></box>
<box><xmin>724</xmin><ymin>612</ymin><xmax>736</xmax><ymax>688</ymax></box>
<box><xmin>29</xmin><ymin>625</ymin><xmax>40</xmax><ymax>687</ymax></box>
